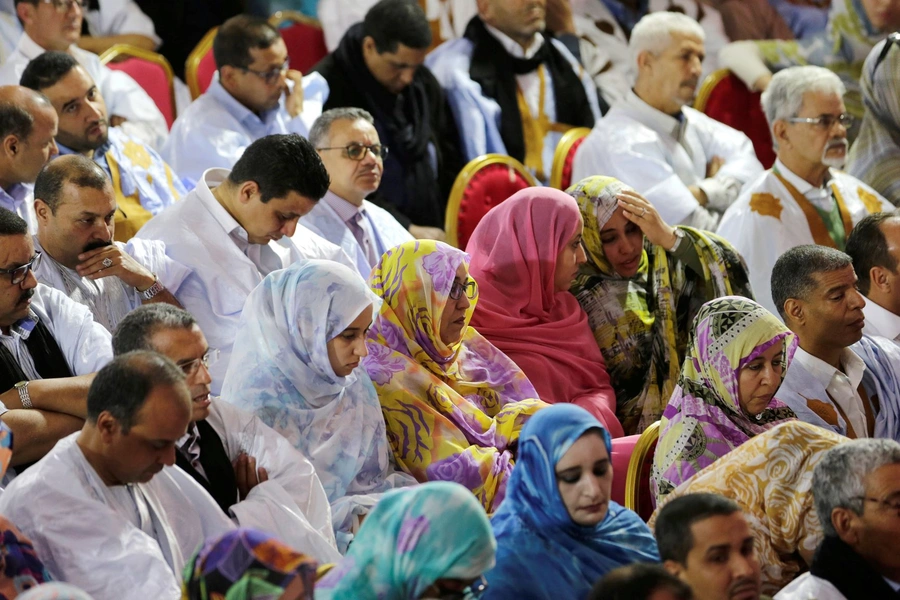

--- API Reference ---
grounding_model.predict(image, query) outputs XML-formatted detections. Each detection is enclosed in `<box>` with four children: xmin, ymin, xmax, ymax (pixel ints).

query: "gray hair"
<box><xmin>629</xmin><ymin>11</ymin><xmax>705</xmax><ymax>71</ymax></box>
<box><xmin>112</xmin><ymin>304</ymin><xmax>198</xmax><ymax>356</ymax></box>
<box><xmin>770</xmin><ymin>244</ymin><xmax>852</xmax><ymax>320</ymax></box>
<box><xmin>761</xmin><ymin>66</ymin><xmax>846</xmax><ymax>149</ymax></box>
<box><xmin>309</xmin><ymin>107</ymin><xmax>375</xmax><ymax>149</ymax></box>
<box><xmin>813</xmin><ymin>439</ymin><xmax>900</xmax><ymax>537</ymax></box>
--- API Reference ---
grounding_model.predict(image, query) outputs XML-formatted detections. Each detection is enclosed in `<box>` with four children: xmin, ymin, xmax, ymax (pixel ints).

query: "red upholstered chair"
<box><xmin>625</xmin><ymin>421</ymin><xmax>660</xmax><ymax>522</ymax></box>
<box><xmin>269</xmin><ymin>10</ymin><xmax>328</xmax><ymax>74</ymax></box>
<box><xmin>186</xmin><ymin>27</ymin><xmax>218</xmax><ymax>100</ymax></box>
<box><xmin>610</xmin><ymin>434</ymin><xmax>640</xmax><ymax>508</ymax></box>
<box><xmin>445</xmin><ymin>154</ymin><xmax>538</xmax><ymax>249</ymax></box>
<box><xmin>694</xmin><ymin>69</ymin><xmax>776</xmax><ymax>168</ymax></box>
<box><xmin>549</xmin><ymin>127</ymin><xmax>591</xmax><ymax>190</ymax></box>
<box><xmin>100</xmin><ymin>45</ymin><xmax>177</xmax><ymax>129</ymax></box>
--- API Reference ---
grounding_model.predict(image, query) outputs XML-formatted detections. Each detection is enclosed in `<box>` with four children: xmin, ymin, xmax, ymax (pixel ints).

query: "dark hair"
<box><xmin>0</xmin><ymin>207</ymin><xmax>28</xmax><ymax>236</ymax></box>
<box><xmin>228</xmin><ymin>133</ymin><xmax>330</xmax><ymax>203</ymax></box>
<box><xmin>33</xmin><ymin>155</ymin><xmax>111</xmax><ymax>214</ymax></box>
<box><xmin>113</xmin><ymin>304</ymin><xmax>198</xmax><ymax>356</ymax></box>
<box><xmin>655</xmin><ymin>493</ymin><xmax>742</xmax><ymax>565</ymax></box>
<box><xmin>213</xmin><ymin>15</ymin><xmax>282</xmax><ymax>69</ymax></box>
<box><xmin>86</xmin><ymin>351</ymin><xmax>187</xmax><ymax>434</ymax></box>
<box><xmin>589</xmin><ymin>563</ymin><xmax>693</xmax><ymax>600</ymax></box>
<box><xmin>771</xmin><ymin>245</ymin><xmax>854</xmax><ymax>320</ymax></box>
<box><xmin>362</xmin><ymin>0</ymin><xmax>431</xmax><ymax>53</ymax></box>
<box><xmin>846</xmin><ymin>212</ymin><xmax>900</xmax><ymax>296</ymax></box>
<box><xmin>19</xmin><ymin>51</ymin><xmax>79</xmax><ymax>91</ymax></box>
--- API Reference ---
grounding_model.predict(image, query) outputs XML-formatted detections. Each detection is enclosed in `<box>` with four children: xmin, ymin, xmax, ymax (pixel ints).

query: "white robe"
<box><xmin>204</xmin><ymin>399</ymin><xmax>341</xmax><ymax>562</ymax></box>
<box><xmin>0</xmin><ymin>434</ymin><xmax>235</xmax><ymax>600</ymax></box>
<box><xmin>775</xmin><ymin>573</ymin><xmax>847</xmax><ymax>600</ymax></box>
<box><xmin>572</xmin><ymin>91</ymin><xmax>763</xmax><ymax>227</ymax></box>
<box><xmin>135</xmin><ymin>168</ymin><xmax>354</xmax><ymax>394</ymax></box>
<box><xmin>717</xmin><ymin>165</ymin><xmax>893</xmax><ymax>316</ymax></box>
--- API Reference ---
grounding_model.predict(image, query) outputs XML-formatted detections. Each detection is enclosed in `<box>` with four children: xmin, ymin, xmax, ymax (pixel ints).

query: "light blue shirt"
<box><xmin>161</xmin><ymin>75</ymin><xmax>329</xmax><ymax>182</ymax></box>
<box><xmin>0</xmin><ymin>183</ymin><xmax>35</xmax><ymax>232</ymax></box>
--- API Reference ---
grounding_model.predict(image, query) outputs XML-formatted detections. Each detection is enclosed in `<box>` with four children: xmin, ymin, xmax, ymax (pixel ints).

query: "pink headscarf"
<box><xmin>466</xmin><ymin>188</ymin><xmax>623</xmax><ymax>438</ymax></box>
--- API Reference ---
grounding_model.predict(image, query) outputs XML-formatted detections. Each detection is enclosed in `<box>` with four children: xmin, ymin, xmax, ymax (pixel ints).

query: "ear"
<box><xmin>95</xmin><ymin>411</ymin><xmax>121</xmax><ymax>443</ymax></box>
<box><xmin>772</xmin><ymin>120</ymin><xmax>790</xmax><ymax>150</ymax></box>
<box><xmin>237</xmin><ymin>180</ymin><xmax>260</xmax><ymax>205</ymax></box>
<box><xmin>783</xmin><ymin>298</ymin><xmax>804</xmax><ymax>327</ymax></box>
<box><xmin>663</xmin><ymin>559</ymin><xmax>684</xmax><ymax>577</ymax></box>
<box><xmin>1</xmin><ymin>134</ymin><xmax>18</xmax><ymax>159</ymax></box>
<box><xmin>361</xmin><ymin>36</ymin><xmax>377</xmax><ymax>56</ymax></box>
<box><xmin>16</xmin><ymin>1</ymin><xmax>34</xmax><ymax>27</ymax></box>
<box><xmin>33</xmin><ymin>199</ymin><xmax>52</xmax><ymax>226</ymax></box>
<box><xmin>218</xmin><ymin>65</ymin><xmax>238</xmax><ymax>88</ymax></box>
<box><xmin>636</xmin><ymin>50</ymin><xmax>655</xmax><ymax>72</ymax></box>
<box><xmin>870</xmin><ymin>266</ymin><xmax>890</xmax><ymax>295</ymax></box>
<box><xmin>831</xmin><ymin>507</ymin><xmax>861</xmax><ymax>546</ymax></box>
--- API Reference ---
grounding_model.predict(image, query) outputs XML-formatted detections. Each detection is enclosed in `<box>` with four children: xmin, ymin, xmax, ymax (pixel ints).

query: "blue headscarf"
<box><xmin>483</xmin><ymin>405</ymin><xmax>659</xmax><ymax>599</ymax></box>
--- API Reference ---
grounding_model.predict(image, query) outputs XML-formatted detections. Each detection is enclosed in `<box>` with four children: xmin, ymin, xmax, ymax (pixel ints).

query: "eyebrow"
<box><xmin>556</xmin><ymin>466</ymin><xmax>581</xmax><ymax>477</ymax></box>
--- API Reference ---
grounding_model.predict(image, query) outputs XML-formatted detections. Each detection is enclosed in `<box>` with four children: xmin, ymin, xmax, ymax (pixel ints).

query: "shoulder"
<box><xmin>425</xmin><ymin>39</ymin><xmax>475</xmax><ymax>80</ymax></box>
<box><xmin>775</xmin><ymin>573</ymin><xmax>847</xmax><ymax>600</ymax></box>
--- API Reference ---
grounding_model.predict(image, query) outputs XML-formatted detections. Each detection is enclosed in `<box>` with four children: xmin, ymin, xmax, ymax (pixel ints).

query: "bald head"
<box><xmin>0</xmin><ymin>85</ymin><xmax>59</xmax><ymax>189</ymax></box>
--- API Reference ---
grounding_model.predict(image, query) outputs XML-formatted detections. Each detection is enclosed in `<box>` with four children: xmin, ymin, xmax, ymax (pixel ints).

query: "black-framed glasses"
<box><xmin>785</xmin><ymin>113</ymin><xmax>855</xmax><ymax>130</ymax></box>
<box><xmin>239</xmin><ymin>59</ymin><xmax>289</xmax><ymax>85</ymax></box>
<box><xmin>435</xmin><ymin>575</ymin><xmax>488</xmax><ymax>600</ymax></box>
<box><xmin>853</xmin><ymin>496</ymin><xmax>900</xmax><ymax>516</ymax></box>
<box><xmin>0</xmin><ymin>252</ymin><xmax>41</xmax><ymax>286</ymax></box>
<box><xmin>177</xmin><ymin>349</ymin><xmax>220</xmax><ymax>377</ymax></box>
<box><xmin>874</xmin><ymin>32</ymin><xmax>900</xmax><ymax>74</ymax></box>
<box><xmin>317</xmin><ymin>143</ymin><xmax>389</xmax><ymax>161</ymax></box>
<box><xmin>449</xmin><ymin>278</ymin><xmax>477</xmax><ymax>301</ymax></box>
<box><xmin>38</xmin><ymin>0</ymin><xmax>88</xmax><ymax>11</ymax></box>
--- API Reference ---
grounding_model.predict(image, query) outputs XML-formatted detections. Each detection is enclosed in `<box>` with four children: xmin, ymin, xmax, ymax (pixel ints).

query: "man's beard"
<box><xmin>821</xmin><ymin>138</ymin><xmax>849</xmax><ymax>168</ymax></box>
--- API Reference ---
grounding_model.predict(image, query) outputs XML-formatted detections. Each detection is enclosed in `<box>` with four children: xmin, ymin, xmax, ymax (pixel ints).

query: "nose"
<box><xmin>161</xmin><ymin>444</ymin><xmax>177</xmax><ymax>467</ymax></box>
<box><xmin>194</xmin><ymin>361</ymin><xmax>213</xmax><ymax>385</ymax></box>
<box><xmin>281</xmin><ymin>217</ymin><xmax>299</xmax><ymax>238</ymax></box>
<box><xmin>582</xmin><ymin>474</ymin><xmax>603</xmax><ymax>500</ymax></box>
<box><xmin>85</xmin><ymin>100</ymin><xmax>103</xmax><ymax>121</ymax></box>
<box><xmin>398</xmin><ymin>67</ymin><xmax>416</xmax><ymax>87</ymax></box>
<box><xmin>21</xmin><ymin>269</ymin><xmax>37</xmax><ymax>290</ymax></box>
<box><xmin>354</xmin><ymin>338</ymin><xmax>369</xmax><ymax>358</ymax></box>
<box><xmin>850</xmin><ymin>287</ymin><xmax>866</xmax><ymax>310</ymax></box>
<box><xmin>457</xmin><ymin>291</ymin><xmax>471</xmax><ymax>311</ymax></box>
<box><xmin>731</xmin><ymin>553</ymin><xmax>757</xmax><ymax>579</ymax></box>
<box><xmin>575</xmin><ymin>243</ymin><xmax>587</xmax><ymax>265</ymax></box>
<box><xmin>49</xmin><ymin>139</ymin><xmax>59</xmax><ymax>159</ymax></box>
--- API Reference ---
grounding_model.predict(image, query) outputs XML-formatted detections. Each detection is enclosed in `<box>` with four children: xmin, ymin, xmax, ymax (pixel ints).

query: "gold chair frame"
<box><xmin>624</xmin><ymin>420</ymin><xmax>661</xmax><ymax>517</ymax></box>
<box><xmin>548</xmin><ymin>126</ymin><xmax>591</xmax><ymax>190</ymax></box>
<box><xmin>185</xmin><ymin>26</ymin><xmax>219</xmax><ymax>100</ymax></box>
<box><xmin>99</xmin><ymin>44</ymin><xmax>177</xmax><ymax>122</ymax></box>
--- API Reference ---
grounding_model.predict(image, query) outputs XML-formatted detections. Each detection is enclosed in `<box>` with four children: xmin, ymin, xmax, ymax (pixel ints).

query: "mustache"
<box><xmin>826</xmin><ymin>138</ymin><xmax>849</xmax><ymax>152</ymax></box>
<box><xmin>86</xmin><ymin>118</ymin><xmax>108</xmax><ymax>131</ymax></box>
<box><xmin>18</xmin><ymin>288</ymin><xmax>35</xmax><ymax>304</ymax></box>
<box><xmin>82</xmin><ymin>239</ymin><xmax>112</xmax><ymax>253</ymax></box>
<box><xmin>728</xmin><ymin>577</ymin><xmax>759</xmax><ymax>596</ymax></box>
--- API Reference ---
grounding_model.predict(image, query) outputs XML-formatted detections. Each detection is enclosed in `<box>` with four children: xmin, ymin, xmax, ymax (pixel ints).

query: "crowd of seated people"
<box><xmin>0</xmin><ymin>0</ymin><xmax>899</xmax><ymax>598</ymax></box>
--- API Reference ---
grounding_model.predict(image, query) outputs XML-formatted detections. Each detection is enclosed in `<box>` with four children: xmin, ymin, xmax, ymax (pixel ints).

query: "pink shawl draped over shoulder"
<box><xmin>466</xmin><ymin>188</ymin><xmax>623</xmax><ymax>437</ymax></box>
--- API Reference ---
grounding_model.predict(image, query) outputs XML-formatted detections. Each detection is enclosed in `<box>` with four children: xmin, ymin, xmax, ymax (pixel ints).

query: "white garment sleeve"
<box><xmin>37</xmin><ymin>286</ymin><xmax>113</xmax><ymax>375</ymax></box>
<box><xmin>317</xmin><ymin>0</ymin><xmax>376</xmax><ymax>51</ymax></box>
<box><xmin>85</xmin><ymin>0</ymin><xmax>161</xmax><ymax>46</ymax></box>
<box><xmin>718</xmin><ymin>40</ymin><xmax>772</xmax><ymax>91</ymax></box>
<box><xmin>285</xmin><ymin>73</ymin><xmax>330</xmax><ymax>138</ymax></box>
<box><xmin>122</xmin><ymin>238</ymin><xmax>192</xmax><ymax>296</ymax></box>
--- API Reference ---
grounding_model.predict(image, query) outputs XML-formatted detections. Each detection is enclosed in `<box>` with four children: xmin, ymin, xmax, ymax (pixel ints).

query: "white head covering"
<box><xmin>17</xmin><ymin>583</ymin><xmax>94</xmax><ymax>600</ymax></box>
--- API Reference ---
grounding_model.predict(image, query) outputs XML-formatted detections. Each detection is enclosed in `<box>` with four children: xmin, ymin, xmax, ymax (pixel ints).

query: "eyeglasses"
<box><xmin>874</xmin><ymin>32</ymin><xmax>900</xmax><ymax>74</ymax></box>
<box><xmin>38</xmin><ymin>0</ymin><xmax>88</xmax><ymax>12</ymax></box>
<box><xmin>434</xmin><ymin>576</ymin><xmax>489</xmax><ymax>600</ymax></box>
<box><xmin>0</xmin><ymin>252</ymin><xmax>41</xmax><ymax>286</ymax></box>
<box><xmin>448</xmin><ymin>278</ymin><xmax>477</xmax><ymax>301</ymax></box>
<box><xmin>853</xmin><ymin>496</ymin><xmax>900</xmax><ymax>516</ymax></box>
<box><xmin>177</xmin><ymin>349</ymin><xmax>220</xmax><ymax>377</ymax></box>
<box><xmin>239</xmin><ymin>59</ymin><xmax>289</xmax><ymax>85</ymax></box>
<box><xmin>785</xmin><ymin>113</ymin><xmax>855</xmax><ymax>130</ymax></box>
<box><xmin>316</xmin><ymin>143</ymin><xmax>389</xmax><ymax>161</ymax></box>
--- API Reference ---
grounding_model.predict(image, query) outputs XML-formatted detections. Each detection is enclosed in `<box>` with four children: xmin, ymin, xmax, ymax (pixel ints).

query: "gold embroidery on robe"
<box><xmin>749</xmin><ymin>193</ymin><xmax>784</xmax><ymax>220</ymax></box>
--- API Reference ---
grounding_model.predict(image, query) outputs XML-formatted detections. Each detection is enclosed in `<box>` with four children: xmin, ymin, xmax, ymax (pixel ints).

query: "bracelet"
<box><xmin>14</xmin><ymin>381</ymin><xmax>32</xmax><ymax>409</ymax></box>
<box><xmin>139</xmin><ymin>275</ymin><xmax>165</xmax><ymax>300</ymax></box>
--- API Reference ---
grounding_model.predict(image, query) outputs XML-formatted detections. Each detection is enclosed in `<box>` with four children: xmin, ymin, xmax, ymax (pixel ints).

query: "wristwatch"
<box><xmin>14</xmin><ymin>381</ymin><xmax>32</xmax><ymax>409</ymax></box>
<box><xmin>666</xmin><ymin>228</ymin><xmax>686</xmax><ymax>253</ymax></box>
<box><xmin>139</xmin><ymin>275</ymin><xmax>165</xmax><ymax>300</ymax></box>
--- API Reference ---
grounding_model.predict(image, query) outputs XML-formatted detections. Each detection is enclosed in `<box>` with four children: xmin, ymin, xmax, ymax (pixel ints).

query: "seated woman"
<box><xmin>652</xmin><ymin>296</ymin><xmax>798</xmax><ymax>502</ymax></box>
<box><xmin>482</xmin><ymin>404</ymin><xmax>660</xmax><ymax>600</ymax></box>
<box><xmin>363</xmin><ymin>240</ymin><xmax>545</xmax><ymax>512</ymax></box>
<box><xmin>222</xmin><ymin>260</ymin><xmax>417</xmax><ymax>551</ymax></box>
<box><xmin>567</xmin><ymin>176</ymin><xmax>752</xmax><ymax>435</ymax></box>
<box><xmin>649</xmin><ymin>421</ymin><xmax>847</xmax><ymax>594</ymax></box>
<box><xmin>316</xmin><ymin>481</ymin><xmax>495</xmax><ymax>599</ymax></box>
<box><xmin>183</xmin><ymin>528</ymin><xmax>317</xmax><ymax>600</ymax></box>
<box><xmin>466</xmin><ymin>187</ymin><xmax>623</xmax><ymax>437</ymax></box>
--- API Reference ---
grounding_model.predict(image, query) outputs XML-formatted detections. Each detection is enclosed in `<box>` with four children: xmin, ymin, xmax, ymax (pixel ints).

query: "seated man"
<box><xmin>304</xmin><ymin>108</ymin><xmax>414</xmax><ymax>278</ymax></box>
<box><xmin>655</xmin><ymin>492</ymin><xmax>764</xmax><ymax>600</ymax></box>
<box><xmin>573</xmin><ymin>11</ymin><xmax>762</xmax><ymax>230</ymax></box>
<box><xmin>0</xmin><ymin>85</ymin><xmax>58</xmax><ymax>231</ymax></box>
<box><xmin>718</xmin><ymin>65</ymin><xmax>892</xmax><ymax>315</ymax></box>
<box><xmin>846</xmin><ymin>212</ymin><xmax>900</xmax><ymax>343</ymax></box>
<box><xmin>112</xmin><ymin>304</ymin><xmax>341</xmax><ymax>562</ymax></box>
<box><xmin>776</xmin><ymin>438</ymin><xmax>900</xmax><ymax>600</ymax></box>
<box><xmin>33</xmin><ymin>155</ymin><xmax>186</xmax><ymax>332</ymax></box>
<box><xmin>0</xmin><ymin>206</ymin><xmax>111</xmax><ymax>472</ymax></box>
<box><xmin>314</xmin><ymin>0</ymin><xmax>463</xmax><ymax>234</ymax></box>
<box><xmin>136</xmin><ymin>133</ymin><xmax>352</xmax><ymax>395</ymax></box>
<box><xmin>0</xmin><ymin>351</ymin><xmax>235</xmax><ymax>600</ymax></box>
<box><xmin>426</xmin><ymin>0</ymin><xmax>602</xmax><ymax>185</ymax></box>
<box><xmin>20</xmin><ymin>52</ymin><xmax>187</xmax><ymax>241</ymax></box>
<box><xmin>772</xmin><ymin>245</ymin><xmax>900</xmax><ymax>441</ymax></box>
<box><xmin>162</xmin><ymin>15</ymin><xmax>327</xmax><ymax>184</ymax></box>
<box><xmin>0</xmin><ymin>0</ymin><xmax>168</xmax><ymax>149</ymax></box>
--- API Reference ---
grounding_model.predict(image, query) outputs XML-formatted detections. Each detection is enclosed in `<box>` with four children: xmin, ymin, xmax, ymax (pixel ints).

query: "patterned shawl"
<box><xmin>363</xmin><ymin>240</ymin><xmax>545</xmax><ymax>513</ymax></box>
<box><xmin>652</xmin><ymin>297</ymin><xmax>798</xmax><ymax>503</ymax></box>
<box><xmin>846</xmin><ymin>37</ymin><xmax>900</xmax><ymax>204</ymax></box>
<box><xmin>484</xmin><ymin>404</ymin><xmax>660</xmax><ymax>600</ymax></box>
<box><xmin>315</xmin><ymin>482</ymin><xmax>496</xmax><ymax>600</ymax></box>
<box><xmin>182</xmin><ymin>528</ymin><xmax>317</xmax><ymax>600</ymax></box>
<box><xmin>568</xmin><ymin>176</ymin><xmax>753</xmax><ymax>435</ymax></box>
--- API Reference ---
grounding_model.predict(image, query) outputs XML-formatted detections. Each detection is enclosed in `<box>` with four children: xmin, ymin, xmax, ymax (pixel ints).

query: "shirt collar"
<box><xmin>863</xmin><ymin>299</ymin><xmax>900</xmax><ymax>341</ymax></box>
<box><xmin>483</xmin><ymin>22</ymin><xmax>544</xmax><ymax>59</ymax></box>
<box><xmin>206</xmin><ymin>77</ymin><xmax>282</xmax><ymax>129</ymax></box>
<box><xmin>774</xmin><ymin>158</ymin><xmax>833</xmax><ymax>195</ymax></box>
<box><xmin>15</xmin><ymin>32</ymin><xmax>50</xmax><ymax>61</ymax></box>
<box><xmin>57</xmin><ymin>138</ymin><xmax>113</xmax><ymax>161</ymax></box>
<box><xmin>195</xmin><ymin>168</ymin><xmax>248</xmax><ymax>244</ymax></box>
<box><xmin>793</xmin><ymin>346</ymin><xmax>866</xmax><ymax>390</ymax></box>
<box><xmin>0</xmin><ymin>183</ymin><xmax>30</xmax><ymax>209</ymax></box>
<box><xmin>322</xmin><ymin>190</ymin><xmax>364</xmax><ymax>225</ymax></box>
<box><xmin>623</xmin><ymin>89</ymin><xmax>686</xmax><ymax>140</ymax></box>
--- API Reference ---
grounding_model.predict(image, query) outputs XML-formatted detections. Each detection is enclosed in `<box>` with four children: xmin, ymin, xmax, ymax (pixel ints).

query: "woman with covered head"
<box><xmin>568</xmin><ymin>176</ymin><xmax>751</xmax><ymax>435</ymax></box>
<box><xmin>652</xmin><ymin>297</ymin><xmax>799</xmax><ymax>503</ymax></box>
<box><xmin>466</xmin><ymin>187</ymin><xmax>623</xmax><ymax>437</ymax></box>
<box><xmin>482</xmin><ymin>404</ymin><xmax>660</xmax><ymax>600</ymax></box>
<box><xmin>363</xmin><ymin>240</ymin><xmax>545</xmax><ymax>513</ymax></box>
<box><xmin>315</xmin><ymin>481</ymin><xmax>496</xmax><ymax>600</ymax></box>
<box><xmin>222</xmin><ymin>260</ymin><xmax>416</xmax><ymax>550</ymax></box>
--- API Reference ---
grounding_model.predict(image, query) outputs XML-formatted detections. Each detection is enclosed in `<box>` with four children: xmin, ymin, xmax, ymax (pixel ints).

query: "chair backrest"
<box><xmin>99</xmin><ymin>45</ymin><xmax>177</xmax><ymax>129</ymax></box>
<box><xmin>694</xmin><ymin>69</ymin><xmax>776</xmax><ymax>168</ymax></box>
<box><xmin>444</xmin><ymin>154</ymin><xmax>537</xmax><ymax>249</ymax></box>
<box><xmin>186</xmin><ymin>26</ymin><xmax>219</xmax><ymax>100</ymax></box>
<box><xmin>549</xmin><ymin>127</ymin><xmax>591</xmax><ymax>190</ymax></box>
<box><xmin>624</xmin><ymin>420</ymin><xmax>660</xmax><ymax>522</ymax></box>
<box><xmin>269</xmin><ymin>10</ymin><xmax>328</xmax><ymax>74</ymax></box>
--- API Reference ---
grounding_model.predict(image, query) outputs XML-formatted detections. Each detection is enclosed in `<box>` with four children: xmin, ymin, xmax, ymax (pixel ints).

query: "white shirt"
<box><xmin>863</xmin><ymin>299</ymin><xmax>900</xmax><ymax>342</ymax></box>
<box><xmin>792</xmin><ymin>346</ymin><xmax>870</xmax><ymax>438</ymax></box>
<box><xmin>0</xmin><ymin>33</ymin><xmax>168</xmax><ymax>150</ymax></box>
<box><xmin>0</xmin><ymin>184</ymin><xmax>36</xmax><ymax>233</ymax></box>
<box><xmin>84</xmin><ymin>0</ymin><xmax>160</xmax><ymax>46</ymax></box>
<box><xmin>774</xmin><ymin>158</ymin><xmax>836</xmax><ymax>212</ymax></box>
<box><xmin>135</xmin><ymin>168</ymin><xmax>354</xmax><ymax>395</ymax></box>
